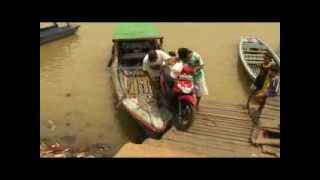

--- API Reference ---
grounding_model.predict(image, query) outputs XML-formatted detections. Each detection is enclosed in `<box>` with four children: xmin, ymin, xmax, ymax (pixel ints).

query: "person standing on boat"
<box><xmin>143</xmin><ymin>49</ymin><xmax>170</xmax><ymax>107</ymax></box>
<box><xmin>255</xmin><ymin>67</ymin><xmax>280</xmax><ymax>106</ymax></box>
<box><xmin>263</xmin><ymin>67</ymin><xmax>280</xmax><ymax>97</ymax></box>
<box><xmin>177</xmin><ymin>48</ymin><xmax>209</xmax><ymax>110</ymax></box>
<box><xmin>252</xmin><ymin>54</ymin><xmax>272</xmax><ymax>91</ymax></box>
<box><xmin>142</xmin><ymin>49</ymin><xmax>171</xmax><ymax>81</ymax></box>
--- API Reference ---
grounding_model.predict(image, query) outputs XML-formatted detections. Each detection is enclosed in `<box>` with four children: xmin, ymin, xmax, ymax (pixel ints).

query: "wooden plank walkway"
<box><xmin>251</xmin><ymin>96</ymin><xmax>280</xmax><ymax>157</ymax></box>
<box><xmin>142</xmin><ymin>100</ymin><xmax>274</xmax><ymax>157</ymax></box>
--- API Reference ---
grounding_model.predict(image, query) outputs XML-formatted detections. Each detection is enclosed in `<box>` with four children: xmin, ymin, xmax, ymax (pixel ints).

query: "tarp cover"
<box><xmin>113</xmin><ymin>23</ymin><xmax>161</xmax><ymax>40</ymax></box>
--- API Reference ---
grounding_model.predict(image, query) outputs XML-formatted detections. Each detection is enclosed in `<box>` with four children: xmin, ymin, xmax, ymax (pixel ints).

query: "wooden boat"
<box><xmin>110</xmin><ymin>23</ymin><xmax>173</xmax><ymax>137</ymax></box>
<box><xmin>40</xmin><ymin>23</ymin><xmax>80</xmax><ymax>45</ymax></box>
<box><xmin>239</xmin><ymin>36</ymin><xmax>280</xmax><ymax>81</ymax></box>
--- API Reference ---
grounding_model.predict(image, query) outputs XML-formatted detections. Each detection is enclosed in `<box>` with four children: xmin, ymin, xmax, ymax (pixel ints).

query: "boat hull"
<box><xmin>40</xmin><ymin>25</ymin><xmax>80</xmax><ymax>45</ymax></box>
<box><xmin>110</xmin><ymin>43</ymin><xmax>171</xmax><ymax>137</ymax></box>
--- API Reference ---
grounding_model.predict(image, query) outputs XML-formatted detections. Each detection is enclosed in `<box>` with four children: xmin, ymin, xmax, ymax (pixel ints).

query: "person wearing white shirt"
<box><xmin>142</xmin><ymin>49</ymin><xmax>171</xmax><ymax>81</ymax></box>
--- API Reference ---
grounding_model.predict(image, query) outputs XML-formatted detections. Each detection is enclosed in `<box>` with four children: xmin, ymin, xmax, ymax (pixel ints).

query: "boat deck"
<box><xmin>121</xmin><ymin>70</ymin><xmax>154</xmax><ymax>97</ymax></box>
<box><xmin>116</xmin><ymin>100</ymin><xmax>275</xmax><ymax>157</ymax></box>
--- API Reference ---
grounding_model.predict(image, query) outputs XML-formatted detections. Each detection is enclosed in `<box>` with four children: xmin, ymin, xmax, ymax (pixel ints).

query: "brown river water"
<box><xmin>40</xmin><ymin>22</ymin><xmax>280</xmax><ymax>155</ymax></box>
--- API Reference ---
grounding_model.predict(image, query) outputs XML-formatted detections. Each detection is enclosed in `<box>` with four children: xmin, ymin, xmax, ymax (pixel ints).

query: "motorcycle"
<box><xmin>159</xmin><ymin>64</ymin><xmax>197</xmax><ymax>130</ymax></box>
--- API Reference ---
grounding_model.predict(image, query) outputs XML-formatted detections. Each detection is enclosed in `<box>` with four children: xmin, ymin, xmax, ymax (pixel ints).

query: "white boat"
<box><xmin>239</xmin><ymin>36</ymin><xmax>280</xmax><ymax>81</ymax></box>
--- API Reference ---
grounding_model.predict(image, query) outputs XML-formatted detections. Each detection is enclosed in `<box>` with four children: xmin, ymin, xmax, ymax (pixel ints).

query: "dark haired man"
<box><xmin>253</xmin><ymin>54</ymin><xmax>272</xmax><ymax>91</ymax></box>
<box><xmin>255</xmin><ymin>67</ymin><xmax>280</xmax><ymax>105</ymax></box>
<box><xmin>142</xmin><ymin>49</ymin><xmax>170</xmax><ymax>81</ymax></box>
<box><xmin>178</xmin><ymin>48</ymin><xmax>209</xmax><ymax>110</ymax></box>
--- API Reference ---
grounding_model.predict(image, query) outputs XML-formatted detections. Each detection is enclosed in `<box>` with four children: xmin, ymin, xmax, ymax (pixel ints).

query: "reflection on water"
<box><xmin>40</xmin><ymin>23</ymin><xmax>279</xmax><ymax>155</ymax></box>
<box><xmin>40</xmin><ymin>34</ymin><xmax>80</xmax><ymax>78</ymax></box>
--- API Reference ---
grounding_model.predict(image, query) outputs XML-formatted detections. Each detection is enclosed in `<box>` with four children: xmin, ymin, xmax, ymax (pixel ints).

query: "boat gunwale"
<box><xmin>239</xmin><ymin>37</ymin><xmax>256</xmax><ymax>81</ymax></box>
<box><xmin>40</xmin><ymin>24</ymin><xmax>80</xmax><ymax>32</ymax></box>
<box><xmin>40</xmin><ymin>25</ymin><xmax>57</xmax><ymax>31</ymax></box>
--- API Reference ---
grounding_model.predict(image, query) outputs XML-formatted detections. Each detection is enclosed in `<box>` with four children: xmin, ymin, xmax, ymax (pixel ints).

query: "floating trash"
<box><xmin>48</xmin><ymin>120</ymin><xmax>56</xmax><ymax>131</ymax></box>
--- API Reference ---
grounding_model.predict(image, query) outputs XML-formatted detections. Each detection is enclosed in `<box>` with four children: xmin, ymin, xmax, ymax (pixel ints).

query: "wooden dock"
<box><xmin>251</xmin><ymin>96</ymin><xmax>280</xmax><ymax>157</ymax></box>
<box><xmin>116</xmin><ymin>100</ymin><xmax>276</xmax><ymax>157</ymax></box>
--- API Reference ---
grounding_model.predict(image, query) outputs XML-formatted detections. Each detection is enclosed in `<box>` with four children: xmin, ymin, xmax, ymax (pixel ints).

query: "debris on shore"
<box><xmin>40</xmin><ymin>141</ymin><xmax>114</xmax><ymax>158</ymax></box>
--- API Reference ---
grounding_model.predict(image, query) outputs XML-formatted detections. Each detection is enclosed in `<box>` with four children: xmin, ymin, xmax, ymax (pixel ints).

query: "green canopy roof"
<box><xmin>113</xmin><ymin>23</ymin><xmax>162</xmax><ymax>40</ymax></box>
